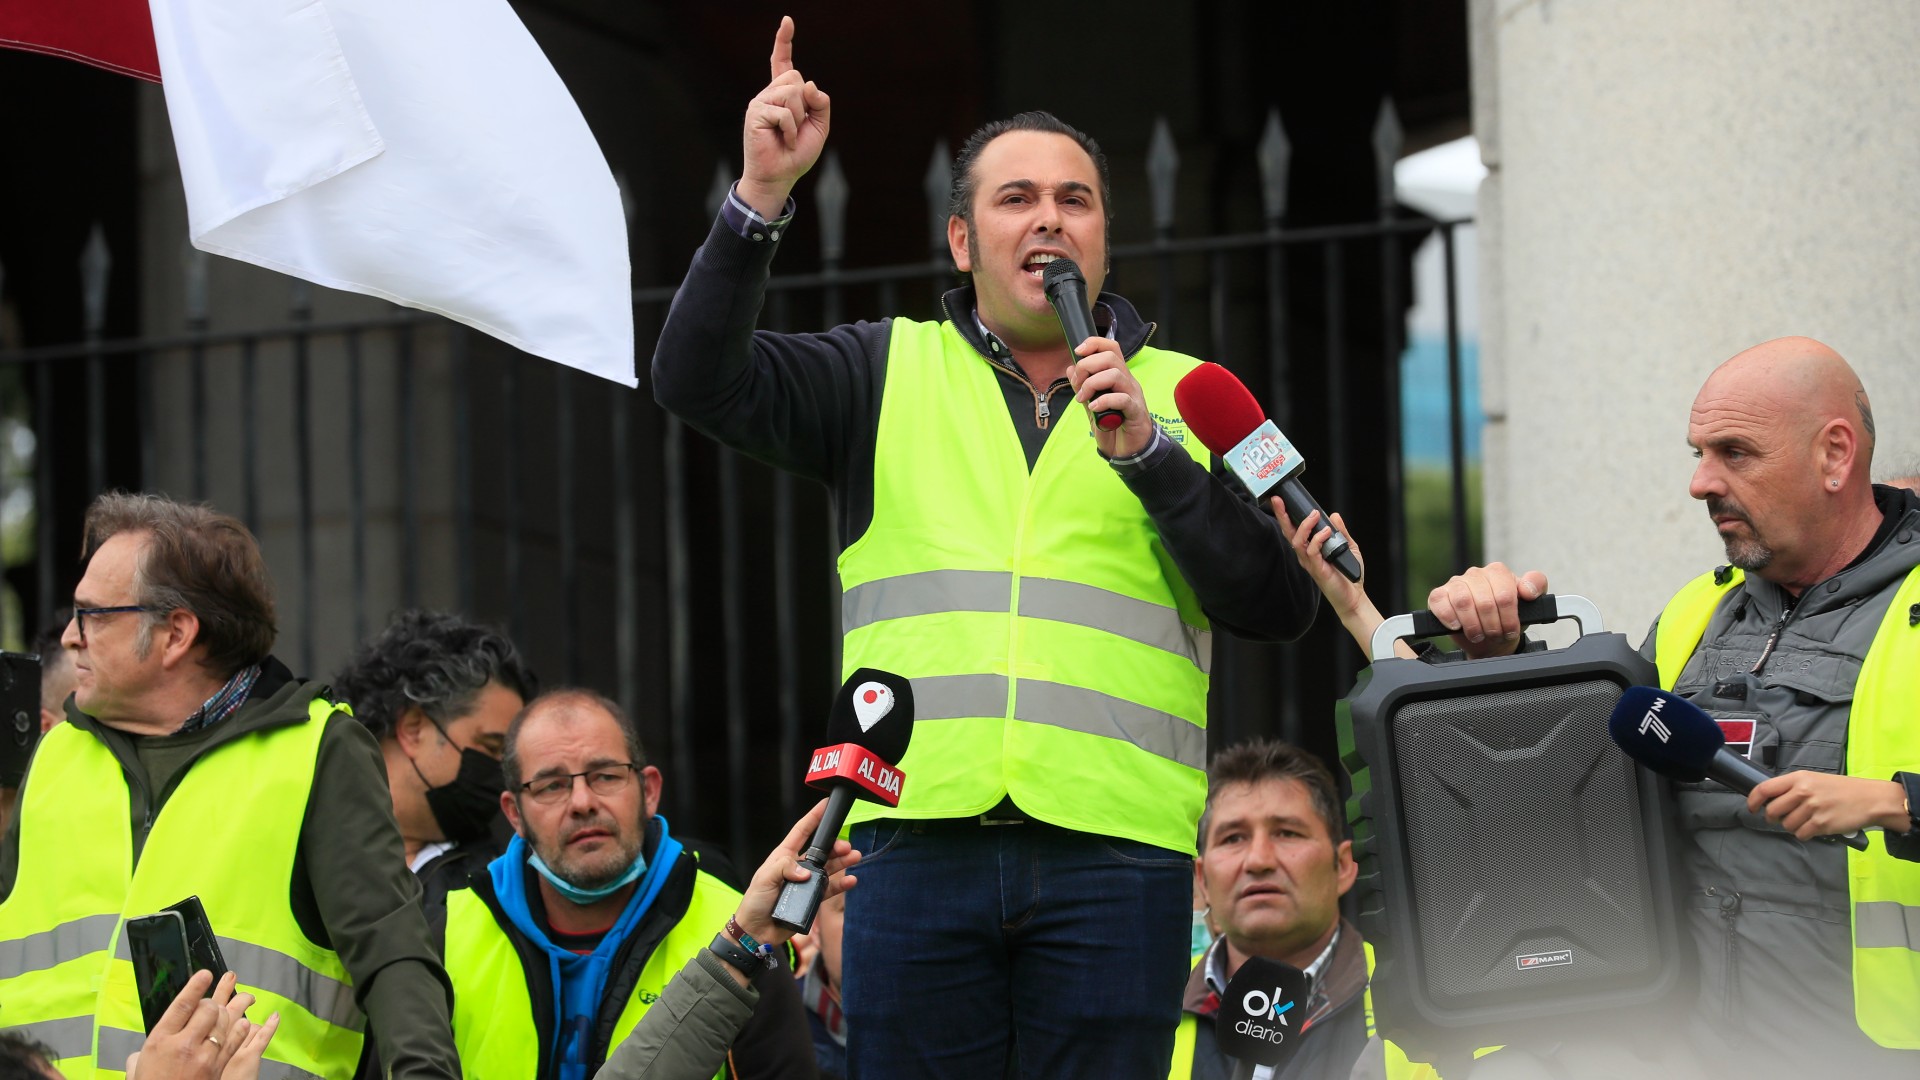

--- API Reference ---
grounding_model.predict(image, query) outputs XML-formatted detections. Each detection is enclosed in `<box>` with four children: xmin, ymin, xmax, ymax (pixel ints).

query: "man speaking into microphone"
<box><xmin>651</xmin><ymin>17</ymin><xmax>1321</xmax><ymax>1077</ymax></box>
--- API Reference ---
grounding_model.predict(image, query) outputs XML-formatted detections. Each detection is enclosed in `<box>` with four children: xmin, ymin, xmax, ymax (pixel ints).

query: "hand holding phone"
<box><xmin>127</xmin><ymin>897</ymin><xmax>229</xmax><ymax>1033</ymax></box>
<box><xmin>126</xmin><ymin>911</ymin><xmax>194</xmax><ymax>1033</ymax></box>
<box><xmin>125</xmin><ymin>969</ymin><xmax>272</xmax><ymax>1080</ymax></box>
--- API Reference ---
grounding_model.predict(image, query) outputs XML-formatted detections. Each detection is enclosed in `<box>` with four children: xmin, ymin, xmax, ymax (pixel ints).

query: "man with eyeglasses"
<box><xmin>437</xmin><ymin>688</ymin><xmax>812</xmax><ymax>1080</ymax></box>
<box><xmin>0</xmin><ymin>492</ymin><xmax>460</xmax><ymax>1080</ymax></box>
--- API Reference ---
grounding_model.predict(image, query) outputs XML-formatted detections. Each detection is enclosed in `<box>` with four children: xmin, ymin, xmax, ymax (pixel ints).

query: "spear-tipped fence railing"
<box><xmin>0</xmin><ymin>106</ymin><xmax>1477</xmax><ymax>861</ymax></box>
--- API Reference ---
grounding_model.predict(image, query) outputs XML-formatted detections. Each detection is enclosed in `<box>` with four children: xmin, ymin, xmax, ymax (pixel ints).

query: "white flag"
<box><xmin>148</xmin><ymin>0</ymin><xmax>635</xmax><ymax>386</ymax></box>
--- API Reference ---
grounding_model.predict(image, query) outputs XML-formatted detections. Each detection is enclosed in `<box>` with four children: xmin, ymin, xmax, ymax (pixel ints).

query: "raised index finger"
<box><xmin>770</xmin><ymin>15</ymin><xmax>795</xmax><ymax>80</ymax></box>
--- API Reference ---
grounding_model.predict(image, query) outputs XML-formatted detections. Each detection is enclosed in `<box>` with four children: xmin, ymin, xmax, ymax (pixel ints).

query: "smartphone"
<box><xmin>0</xmin><ymin>652</ymin><xmax>40</xmax><ymax>788</ymax></box>
<box><xmin>125</xmin><ymin>910</ymin><xmax>193</xmax><ymax>1033</ymax></box>
<box><xmin>165</xmin><ymin>895</ymin><xmax>229</xmax><ymax>986</ymax></box>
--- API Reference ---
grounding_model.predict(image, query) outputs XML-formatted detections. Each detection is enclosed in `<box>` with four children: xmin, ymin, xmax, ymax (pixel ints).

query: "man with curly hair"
<box><xmin>334</xmin><ymin>609</ymin><xmax>537</xmax><ymax>913</ymax></box>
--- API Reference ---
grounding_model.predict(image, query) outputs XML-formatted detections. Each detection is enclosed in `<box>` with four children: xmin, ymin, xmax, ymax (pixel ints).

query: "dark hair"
<box><xmin>333</xmin><ymin>609</ymin><xmax>537</xmax><ymax>739</ymax></box>
<box><xmin>947</xmin><ymin>111</ymin><xmax>1113</xmax><ymax>233</ymax></box>
<box><xmin>35</xmin><ymin>612</ymin><xmax>70</xmax><ymax>681</ymax></box>
<box><xmin>501</xmin><ymin>688</ymin><xmax>646</xmax><ymax>793</ymax></box>
<box><xmin>0</xmin><ymin>1029</ymin><xmax>58</xmax><ymax>1080</ymax></box>
<box><xmin>81</xmin><ymin>492</ymin><xmax>275</xmax><ymax>678</ymax></box>
<box><xmin>1197</xmin><ymin>739</ymin><xmax>1345</xmax><ymax>850</ymax></box>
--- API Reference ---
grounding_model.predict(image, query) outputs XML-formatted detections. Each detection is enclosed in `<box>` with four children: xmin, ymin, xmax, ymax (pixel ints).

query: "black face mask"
<box><xmin>410</xmin><ymin>736</ymin><xmax>505</xmax><ymax>845</ymax></box>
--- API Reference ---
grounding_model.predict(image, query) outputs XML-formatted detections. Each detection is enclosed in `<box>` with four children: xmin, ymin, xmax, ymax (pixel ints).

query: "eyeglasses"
<box><xmin>72</xmin><ymin>605</ymin><xmax>155</xmax><ymax>641</ymax></box>
<box><xmin>517</xmin><ymin>763</ymin><xmax>639</xmax><ymax>804</ymax></box>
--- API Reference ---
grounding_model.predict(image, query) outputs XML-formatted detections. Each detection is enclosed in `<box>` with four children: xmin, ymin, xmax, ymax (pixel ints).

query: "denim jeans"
<box><xmin>841</xmin><ymin>817</ymin><xmax>1192</xmax><ymax>1079</ymax></box>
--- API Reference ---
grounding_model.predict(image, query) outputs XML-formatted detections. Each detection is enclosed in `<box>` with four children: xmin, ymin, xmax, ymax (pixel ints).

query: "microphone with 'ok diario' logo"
<box><xmin>770</xmin><ymin>669</ymin><xmax>915</xmax><ymax>933</ymax></box>
<box><xmin>1216</xmin><ymin>956</ymin><xmax>1311</xmax><ymax>1072</ymax></box>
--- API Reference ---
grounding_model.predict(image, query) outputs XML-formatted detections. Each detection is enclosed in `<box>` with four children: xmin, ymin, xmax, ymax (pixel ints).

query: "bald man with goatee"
<box><xmin>1407</xmin><ymin>337</ymin><xmax>1920</xmax><ymax>1077</ymax></box>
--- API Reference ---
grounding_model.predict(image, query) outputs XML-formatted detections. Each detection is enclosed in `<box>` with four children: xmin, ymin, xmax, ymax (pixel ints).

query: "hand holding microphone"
<box><xmin>1173</xmin><ymin>362</ymin><xmax>1362</xmax><ymax>583</ymax></box>
<box><xmin>1041</xmin><ymin>258</ymin><xmax>1136</xmax><ymax>440</ymax></box>
<box><xmin>1607</xmin><ymin>687</ymin><xmax>1870</xmax><ymax>850</ymax></box>
<box><xmin>732</xmin><ymin>799</ymin><xmax>861</xmax><ymax>955</ymax></box>
<box><xmin>771</xmin><ymin>669</ymin><xmax>915</xmax><ymax>933</ymax></box>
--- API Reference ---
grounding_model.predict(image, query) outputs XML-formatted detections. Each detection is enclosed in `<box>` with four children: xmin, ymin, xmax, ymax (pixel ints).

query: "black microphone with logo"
<box><xmin>770</xmin><ymin>669</ymin><xmax>915</xmax><ymax>933</ymax></box>
<box><xmin>1607</xmin><ymin>685</ymin><xmax>1868</xmax><ymax>850</ymax></box>
<box><xmin>1040</xmin><ymin>257</ymin><xmax>1125</xmax><ymax>432</ymax></box>
<box><xmin>1216</xmin><ymin>956</ymin><xmax>1311</xmax><ymax>1077</ymax></box>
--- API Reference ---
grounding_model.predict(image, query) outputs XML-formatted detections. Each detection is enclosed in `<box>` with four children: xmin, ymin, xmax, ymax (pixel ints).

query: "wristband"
<box><xmin>709</xmin><ymin>932</ymin><xmax>766</xmax><ymax>977</ymax></box>
<box><xmin>725</xmin><ymin>916</ymin><xmax>778</xmax><ymax>970</ymax></box>
<box><xmin>1893</xmin><ymin>772</ymin><xmax>1920</xmax><ymax>832</ymax></box>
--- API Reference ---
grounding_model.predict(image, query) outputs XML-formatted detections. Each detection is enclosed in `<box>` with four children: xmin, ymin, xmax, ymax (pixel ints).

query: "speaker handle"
<box><xmin>1371</xmin><ymin>594</ymin><xmax>1607</xmax><ymax>661</ymax></box>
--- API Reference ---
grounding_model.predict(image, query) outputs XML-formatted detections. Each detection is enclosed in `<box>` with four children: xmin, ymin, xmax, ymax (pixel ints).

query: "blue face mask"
<box><xmin>528</xmin><ymin>847</ymin><xmax>647</xmax><ymax>905</ymax></box>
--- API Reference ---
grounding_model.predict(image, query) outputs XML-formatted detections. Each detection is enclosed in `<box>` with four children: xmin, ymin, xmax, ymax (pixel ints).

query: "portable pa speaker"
<box><xmin>1338</xmin><ymin>595</ymin><xmax>1687</xmax><ymax>1064</ymax></box>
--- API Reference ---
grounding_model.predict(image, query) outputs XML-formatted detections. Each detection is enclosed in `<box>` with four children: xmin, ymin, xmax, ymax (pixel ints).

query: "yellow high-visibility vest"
<box><xmin>1655</xmin><ymin>565</ymin><xmax>1920</xmax><ymax>1048</ymax></box>
<box><xmin>0</xmin><ymin>699</ymin><xmax>364</xmax><ymax>1079</ymax></box>
<box><xmin>842</xmin><ymin>316</ymin><xmax>1214</xmax><ymax>852</ymax></box>
<box><xmin>442</xmin><ymin>866</ymin><xmax>740</xmax><ymax>1080</ymax></box>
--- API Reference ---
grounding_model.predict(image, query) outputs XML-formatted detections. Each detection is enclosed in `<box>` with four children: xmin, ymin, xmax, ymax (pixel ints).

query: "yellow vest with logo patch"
<box><xmin>442</xmin><ymin>866</ymin><xmax>740</xmax><ymax>1080</ymax></box>
<box><xmin>841</xmin><ymin>316</ymin><xmax>1214</xmax><ymax>853</ymax></box>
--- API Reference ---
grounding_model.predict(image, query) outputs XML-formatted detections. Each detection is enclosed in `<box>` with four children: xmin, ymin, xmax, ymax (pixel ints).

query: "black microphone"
<box><xmin>771</xmin><ymin>669</ymin><xmax>916</xmax><ymax>933</ymax></box>
<box><xmin>1040</xmin><ymin>257</ymin><xmax>1125</xmax><ymax>432</ymax></box>
<box><xmin>1174</xmin><ymin>362</ymin><xmax>1362</xmax><ymax>583</ymax></box>
<box><xmin>1215</xmin><ymin>956</ymin><xmax>1311</xmax><ymax>1071</ymax></box>
<box><xmin>1607</xmin><ymin>686</ymin><xmax>1869</xmax><ymax>851</ymax></box>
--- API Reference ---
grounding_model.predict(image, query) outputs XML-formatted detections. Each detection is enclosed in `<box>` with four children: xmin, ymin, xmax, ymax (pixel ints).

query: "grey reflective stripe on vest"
<box><xmin>1014</xmin><ymin>680</ymin><xmax>1207</xmax><ymax>770</ymax></box>
<box><xmin>98</xmin><ymin>1026</ymin><xmax>145</xmax><ymax>1068</ymax></box>
<box><xmin>101</xmin><ymin>1027</ymin><xmax>323</xmax><ymax>1080</ymax></box>
<box><xmin>1856</xmin><ymin>901</ymin><xmax>1920</xmax><ymax>951</ymax></box>
<box><xmin>844</xmin><ymin>571</ymin><xmax>1210</xmax><ymax>671</ymax></box>
<box><xmin>113</xmin><ymin>934</ymin><xmax>363</xmax><ymax>1031</ymax></box>
<box><xmin>911</xmin><ymin>674</ymin><xmax>1010</xmax><ymax>720</ymax></box>
<box><xmin>843</xmin><ymin>569</ymin><xmax>1011</xmax><ymax>630</ymax></box>
<box><xmin>1019</xmin><ymin>578</ymin><xmax>1211</xmax><ymax>672</ymax></box>
<box><xmin>909</xmin><ymin>675</ymin><xmax>1205</xmax><ymax>769</ymax></box>
<box><xmin>0</xmin><ymin>912</ymin><xmax>118</xmax><ymax>975</ymax></box>
<box><xmin>12</xmin><ymin>1016</ymin><xmax>95</xmax><ymax>1061</ymax></box>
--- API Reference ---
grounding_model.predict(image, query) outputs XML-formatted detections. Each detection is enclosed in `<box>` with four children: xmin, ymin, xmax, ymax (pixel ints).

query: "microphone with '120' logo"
<box><xmin>1173</xmin><ymin>362</ymin><xmax>1362</xmax><ymax>583</ymax></box>
<box><xmin>1606</xmin><ymin>685</ymin><xmax>1868</xmax><ymax>851</ymax></box>
<box><xmin>1216</xmin><ymin>956</ymin><xmax>1311</xmax><ymax>1072</ymax></box>
<box><xmin>771</xmin><ymin>669</ymin><xmax>915</xmax><ymax>933</ymax></box>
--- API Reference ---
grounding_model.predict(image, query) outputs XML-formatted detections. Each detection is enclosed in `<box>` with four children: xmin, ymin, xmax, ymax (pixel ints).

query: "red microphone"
<box><xmin>1174</xmin><ymin>363</ymin><xmax>1363</xmax><ymax>583</ymax></box>
<box><xmin>771</xmin><ymin>669</ymin><xmax>915</xmax><ymax>933</ymax></box>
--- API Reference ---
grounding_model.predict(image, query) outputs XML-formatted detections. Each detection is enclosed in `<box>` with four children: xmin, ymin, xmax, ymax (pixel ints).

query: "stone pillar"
<box><xmin>1473</xmin><ymin>0</ymin><xmax>1920</xmax><ymax>636</ymax></box>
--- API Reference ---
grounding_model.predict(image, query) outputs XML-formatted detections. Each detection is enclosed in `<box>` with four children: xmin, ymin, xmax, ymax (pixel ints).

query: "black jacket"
<box><xmin>651</xmin><ymin>214</ymin><xmax>1320</xmax><ymax>643</ymax></box>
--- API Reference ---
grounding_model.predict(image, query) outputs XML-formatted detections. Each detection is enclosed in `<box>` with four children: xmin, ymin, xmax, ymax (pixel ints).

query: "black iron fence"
<box><xmin>0</xmin><ymin>107</ymin><xmax>1478</xmax><ymax>861</ymax></box>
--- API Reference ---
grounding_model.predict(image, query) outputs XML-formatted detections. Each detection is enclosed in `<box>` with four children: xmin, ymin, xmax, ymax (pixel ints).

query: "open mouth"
<box><xmin>1022</xmin><ymin>251</ymin><xmax>1063</xmax><ymax>279</ymax></box>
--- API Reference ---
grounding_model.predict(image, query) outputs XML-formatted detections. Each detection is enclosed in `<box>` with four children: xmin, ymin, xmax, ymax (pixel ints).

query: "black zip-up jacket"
<box><xmin>651</xmin><ymin>214</ymin><xmax>1320</xmax><ymax>643</ymax></box>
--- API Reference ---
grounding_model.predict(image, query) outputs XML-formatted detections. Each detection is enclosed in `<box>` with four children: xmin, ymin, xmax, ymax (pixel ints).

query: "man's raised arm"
<box><xmin>650</xmin><ymin>17</ymin><xmax>881</xmax><ymax>486</ymax></box>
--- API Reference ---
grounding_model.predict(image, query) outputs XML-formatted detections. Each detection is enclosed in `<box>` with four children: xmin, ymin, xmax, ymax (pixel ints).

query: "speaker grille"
<box><xmin>1393</xmin><ymin>679</ymin><xmax>1658</xmax><ymax>1007</ymax></box>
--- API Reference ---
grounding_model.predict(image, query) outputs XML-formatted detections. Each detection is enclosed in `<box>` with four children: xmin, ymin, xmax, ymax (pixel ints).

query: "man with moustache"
<box><xmin>652</xmin><ymin>18</ymin><xmax>1318</xmax><ymax>1075</ymax></box>
<box><xmin>436</xmin><ymin>690</ymin><xmax>811</xmax><ymax>1080</ymax></box>
<box><xmin>1177</xmin><ymin>740</ymin><xmax>1372</xmax><ymax>1080</ymax></box>
<box><xmin>1420</xmin><ymin>337</ymin><xmax>1920</xmax><ymax>1077</ymax></box>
